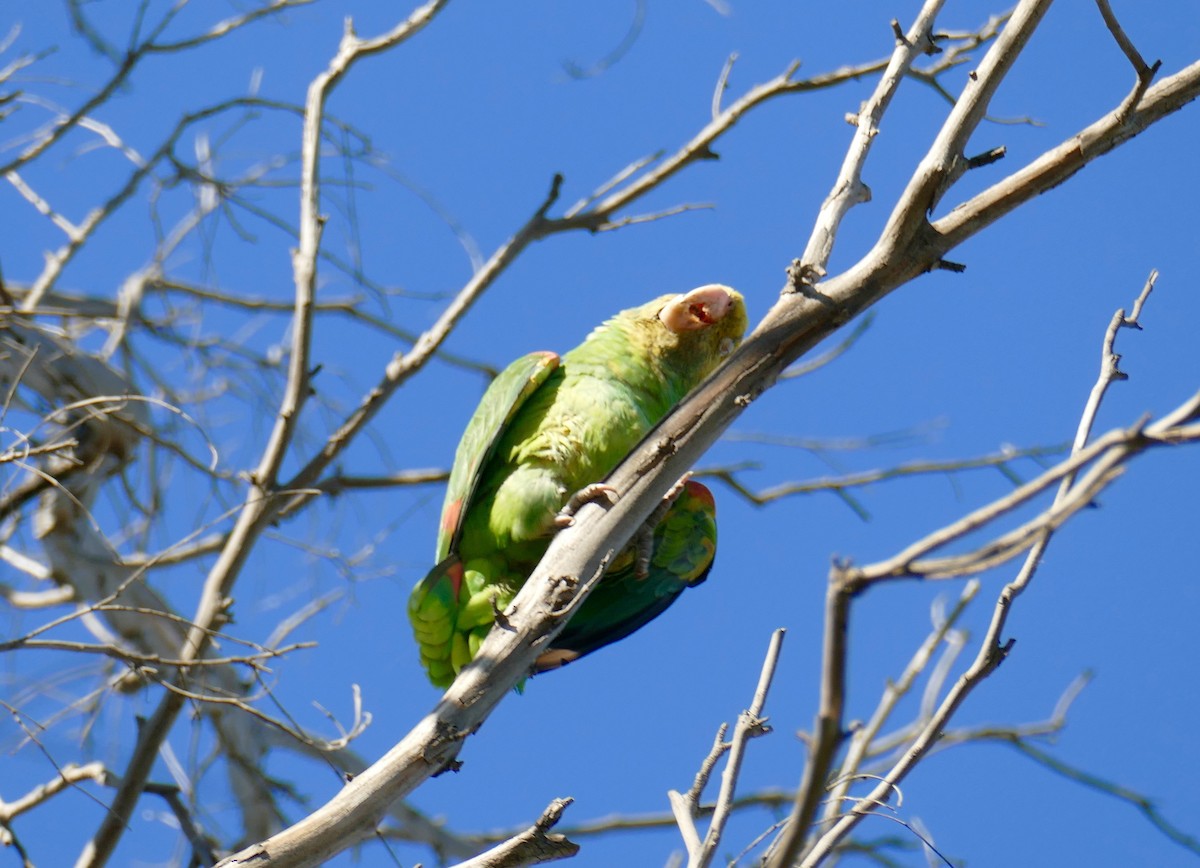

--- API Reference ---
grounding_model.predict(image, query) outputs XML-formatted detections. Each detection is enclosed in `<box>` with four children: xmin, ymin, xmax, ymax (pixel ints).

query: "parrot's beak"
<box><xmin>659</xmin><ymin>284</ymin><xmax>736</xmax><ymax>333</ymax></box>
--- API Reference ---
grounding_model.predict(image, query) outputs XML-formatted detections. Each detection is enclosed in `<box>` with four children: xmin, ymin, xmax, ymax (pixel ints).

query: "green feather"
<box><xmin>533</xmin><ymin>479</ymin><xmax>718</xmax><ymax>672</ymax></box>
<box><xmin>409</xmin><ymin>285</ymin><xmax>747</xmax><ymax>688</ymax></box>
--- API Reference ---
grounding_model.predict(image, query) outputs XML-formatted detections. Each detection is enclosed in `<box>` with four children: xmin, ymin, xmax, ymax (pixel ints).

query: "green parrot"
<box><xmin>408</xmin><ymin>284</ymin><xmax>748</xmax><ymax>687</ymax></box>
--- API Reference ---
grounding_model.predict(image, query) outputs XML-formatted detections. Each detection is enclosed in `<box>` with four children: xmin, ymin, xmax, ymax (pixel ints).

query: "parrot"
<box><xmin>408</xmin><ymin>284</ymin><xmax>748</xmax><ymax>688</ymax></box>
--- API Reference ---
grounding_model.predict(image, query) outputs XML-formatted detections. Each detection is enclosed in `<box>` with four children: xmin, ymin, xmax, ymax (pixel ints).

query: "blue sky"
<box><xmin>3</xmin><ymin>1</ymin><xmax>1199</xmax><ymax>866</ymax></box>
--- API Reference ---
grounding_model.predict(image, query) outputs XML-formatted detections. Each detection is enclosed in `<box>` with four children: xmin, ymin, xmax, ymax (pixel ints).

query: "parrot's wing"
<box><xmin>435</xmin><ymin>350</ymin><xmax>560</xmax><ymax>563</ymax></box>
<box><xmin>408</xmin><ymin>555</ymin><xmax>464</xmax><ymax>688</ymax></box>
<box><xmin>412</xmin><ymin>351</ymin><xmax>558</xmax><ymax>688</ymax></box>
<box><xmin>533</xmin><ymin>480</ymin><xmax>717</xmax><ymax>673</ymax></box>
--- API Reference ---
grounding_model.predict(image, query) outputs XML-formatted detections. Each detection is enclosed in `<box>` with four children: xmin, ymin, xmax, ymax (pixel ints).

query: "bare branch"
<box><xmin>886</xmin><ymin>0</ymin><xmax>1054</xmax><ymax>230</ymax></box>
<box><xmin>704</xmin><ymin>442</ymin><xmax>1068</xmax><ymax>509</ymax></box>
<box><xmin>6</xmin><ymin>0</ymin><xmax>1190</xmax><ymax>863</ymax></box>
<box><xmin>821</xmin><ymin>581</ymin><xmax>980</xmax><ymax>830</ymax></box>
<box><xmin>310</xmin><ymin>467</ymin><xmax>448</xmax><ymax>495</ymax></box>
<box><xmin>452</xmin><ymin>798</ymin><xmax>578</xmax><ymax>868</ymax></box>
<box><xmin>797</xmin><ymin>273</ymin><xmax>1183</xmax><ymax>866</ymax></box>
<box><xmin>711</xmin><ymin>53</ymin><xmax>738</xmax><ymax>120</ymax></box>
<box><xmin>1</xmin><ymin>1</ymin><xmax>315</xmax><ymax>177</ymax></box>
<box><xmin>142</xmin><ymin>781</ymin><xmax>220</xmax><ymax>865</ymax></box>
<box><xmin>765</xmin><ymin>563</ymin><xmax>854</xmax><ymax>866</ymax></box>
<box><xmin>148</xmin><ymin>0</ymin><xmax>318</xmax><ymax>53</ymax></box>
<box><xmin>696</xmin><ymin>628</ymin><xmax>786</xmax><ymax>867</ymax></box>
<box><xmin>560</xmin><ymin>0</ymin><xmax>644</xmax><ymax>80</ymax></box>
<box><xmin>1095</xmin><ymin>0</ymin><xmax>1162</xmax><ymax>121</ymax></box>
<box><xmin>77</xmin><ymin>7</ymin><xmax>455</xmax><ymax>861</ymax></box>
<box><xmin>0</xmin><ymin>761</ymin><xmax>109</xmax><ymax>823</ymax></box>
<box><xmin>779</xmin><ymin>311</ymin><xmax>875</xmax><ymax>379</ymax></box>
<box><xmin>933</xmin><ymin>59</ymin><xmax>1200</xmax><ymax>248</ymax></box>
<box><xmin>669</xmin><ymin>724</ymin><xmax>727</xmax><ymax>859</ymax></box>
<box><xmin>796</xmin><ymin>0</ymin><xmax>947</xmax><ymax>284</ymax></box>
<box><xmin>1004</xmin><ymin>740</ymin><xmax>1200</xmax><ymax>857</ymax></box>
<box><xmin>215</xmin><ymin>3</ymin><xmax>1200</xmax><ymax>860</ymax></box>
<box><xmin>670</xmin><ymin>629</ymin><xmax>786</xmax><ymax>866</ymax></box>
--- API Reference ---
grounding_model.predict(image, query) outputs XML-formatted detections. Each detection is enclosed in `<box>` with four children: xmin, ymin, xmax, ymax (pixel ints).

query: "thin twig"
<box><xmin>76</xmin><ymin>8</ymin><xmax>454</xmax><ymax>864</ymax></box>
<box><xmin>795</xmin><ymin>0</ymin><xmax>947</xmax><ymax>285</ymax></box>
<box><xmin>669</xmin><ymin>725</ymin><xmax>728</xmax><ymax>859</ymax></box>
<box><xmin>712</xmin><ymin>53</ymin><xmax>738</xmax><ymax>120</ymax></box>
<box><xmin>1007</xmin><ymin>740</ymin><xmax>1200</xmax><ymax>857</ymax></box>
<box><xmin>821</xmin><ymin>581</ymin><xmax>979</xmax><ymax>830</ymax></box>
<box><xmin>697</xmin><ymin>628</ymin><xmax>786</xmax><ymax>867</ymax></box>
<box><xmin>452</xmin><ymin>798</ymin><xmax>579</xmax><ymax>868</ymax></box>
<box><xmin>705</xmin><ymin>442</ymin><xmax>1068</xmax><ymax>508</ymax></box>
<box><xmin>798</xmin><ymin>270</ymin><xmax>1173</xmax><ymax>866</ymax></box>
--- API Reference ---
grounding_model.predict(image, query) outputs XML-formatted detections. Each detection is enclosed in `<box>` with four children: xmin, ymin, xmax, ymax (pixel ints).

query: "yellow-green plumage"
<box><xmin>409</xmin><ymin>285</ymin><xmax>747</xmax><ymax>687</ymax></box>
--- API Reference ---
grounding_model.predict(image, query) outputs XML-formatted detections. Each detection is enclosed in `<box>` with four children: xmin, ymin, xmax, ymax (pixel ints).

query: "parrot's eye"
<box><xmin>718</xmin><ymin>337</ymin><xmax>735</xmax><ymax>357</ymax></box>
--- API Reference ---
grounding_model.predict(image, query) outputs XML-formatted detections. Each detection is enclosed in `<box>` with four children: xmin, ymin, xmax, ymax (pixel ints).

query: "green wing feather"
<box><xmin>534</xmin><ymin>480</ymin><xmax>717</xmax><ymax>673</ymax></box>
<box><xmin>435</xmin><ymin>351</ymin><xmax>559</xmax><ymax>562</ymax></box>
<box><xmin>410</xmin><ymin>351</ymin><xmax>559</xmax><ymax>687</ymax></box>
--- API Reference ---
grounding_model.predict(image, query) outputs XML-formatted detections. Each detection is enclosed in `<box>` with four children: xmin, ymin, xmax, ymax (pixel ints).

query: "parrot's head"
<box><xmin>647</xmin><ymin>283</ymin><xmax>748</xmax><ymax>382</ymax></box>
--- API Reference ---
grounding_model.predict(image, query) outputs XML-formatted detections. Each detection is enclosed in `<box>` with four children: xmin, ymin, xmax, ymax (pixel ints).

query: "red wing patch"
<box><xmin>446</xmin><ymin>559</ymin><xmax>465</xmax><ymax>599</ymax></box>
<box><xmin>683</xmin><ymin>479</ymin><xmax>715</xmax><ymax>509</ymax></box>
<box><xmin>441</xmin><ymin>499</ymin><xmax>462</xmax><ymax>538</ymax></box>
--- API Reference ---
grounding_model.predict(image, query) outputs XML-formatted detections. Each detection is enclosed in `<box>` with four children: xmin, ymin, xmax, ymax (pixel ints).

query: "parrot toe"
<box><xmin>555</xmin><ymin>482</ymin><xmax>620</xmax><ymax>527</ymax></box>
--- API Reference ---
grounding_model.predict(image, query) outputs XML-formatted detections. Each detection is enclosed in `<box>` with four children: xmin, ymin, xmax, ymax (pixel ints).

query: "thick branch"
<box><xmin>219</xmin><ymin>11</ymin><xmax>1200</xmax><ymax>868</ymax></box>
<box><xmin>934</xmin><ymin>59</ymin><xmax>1200</xmax><ymax>247</ymax></box>
<box><xmin>765</xmin><ymin>572</ymin><xmax>851</xmax><ymax>866</ymax></box>
<box><xmin>76</xmin><ymin>5</ymin><xmax>452</xmax><ymax>866</ymax></box>
<box><xmin>886</xmin><ymin>0</ymin><xmax>1052</xmax><ymax>231</ymax></box>
<box><xmin>797</xmin><ymin>0</ymin><xmax>949</xmax><ymax>283</ymax></box>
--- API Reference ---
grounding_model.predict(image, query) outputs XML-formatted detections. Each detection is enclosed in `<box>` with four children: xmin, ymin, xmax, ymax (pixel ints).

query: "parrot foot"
<box><xmin>492</xmin><ymin>595</ymin><xmax>513</xmax><ymax>630</ymax></box>
<box><xmin>633</xmin><ymin>473</ymin><xmax>694</xmax><ymax>578</ymax></box>
<box><xmin>555</xmin><ymin>483</ymin><xmax>619</xmax><ymax>527</ymax></box>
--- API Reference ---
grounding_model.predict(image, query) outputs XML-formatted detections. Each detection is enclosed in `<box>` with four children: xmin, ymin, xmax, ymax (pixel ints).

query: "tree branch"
<box><xmin>797</xmin><ymin>272</ymin><xmax>1185</xmax><ymax>866</ymax></box>
<box><xmin>215</xmin><ymin>3</ymin><xmax>1200</xmax><ymax>863</ymax></box>
<box><xmin>76</xmin><ymin>4</ymin><xmax>453</xmax><ymax>865</ymax></box>
<box><xmin>451</xmin><ymin>798</ymin><xmax>578</xmax><ymax>868</ymax></box>
<box><xmin>696</xmin><ymin>628</ymin><xmax>785</xmax><ymax>867</ymax></box>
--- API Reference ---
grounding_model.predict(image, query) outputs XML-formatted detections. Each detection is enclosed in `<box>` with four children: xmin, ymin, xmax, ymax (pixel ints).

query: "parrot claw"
<box><xmin>555</xmin><ymin>483</ymin><xmax>619</xmax><ymax>527</ymax></box>
<box><xmin>492</xmin><ymin>595</ymin><xmax>513</xmax><ymax>630</ymax></box>
<box><xmin>634</xmin><ymin>526</ymin><xmax>654</xmax><ymax>579</ymax></box>
<box><xmin>652</xmin><ymin>473</ymin><xmax>693</xmax><ymax>521</ymax></box>
<box><xmin>633</xmin><ymin>473</ymin><xmax>694</xmax><ymax>578</ymax></box>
